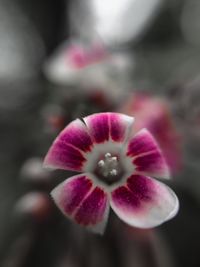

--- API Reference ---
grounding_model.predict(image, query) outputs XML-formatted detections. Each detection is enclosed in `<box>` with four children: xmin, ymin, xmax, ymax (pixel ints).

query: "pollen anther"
<box><xmin>97</xmin><ymin>152</ymin><xmax>120</xmax><ymax>178</ymax></box>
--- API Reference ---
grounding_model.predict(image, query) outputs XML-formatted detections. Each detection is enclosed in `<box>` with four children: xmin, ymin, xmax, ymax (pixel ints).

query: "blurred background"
<box><xmin>0</xmin><ymin>0</ymin><xmax>200</xmax><ymax>266</ymax></box>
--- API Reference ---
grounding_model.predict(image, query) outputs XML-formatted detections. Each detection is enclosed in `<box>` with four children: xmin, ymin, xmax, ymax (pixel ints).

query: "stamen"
<box><xmin>97</xmin><ymin>152</ymin><xmax>120</xmax><ymax>178</ymax></box>
<box><xmin>110</xmin><ymin>169</ymin><xmax>117</xmax><ymax>176</ymax></box>
<box><xmin>105</xmin><ymin>153</ymin><xmax>112</xmax><ymax>158</ymax></box>
<box><xmin>98</xmin><ymin>160</ymin><xmax>105</xmax><ymax>167</ymax></box>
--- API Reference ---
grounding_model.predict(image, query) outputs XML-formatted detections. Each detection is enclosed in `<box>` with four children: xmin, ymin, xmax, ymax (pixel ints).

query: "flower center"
<box><xmin>95</xmin><ymin>152</ymin><xmax>123</xmax><ymax>185</ymax></box>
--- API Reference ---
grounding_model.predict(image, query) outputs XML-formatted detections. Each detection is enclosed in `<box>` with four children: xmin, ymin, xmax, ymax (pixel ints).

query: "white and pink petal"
<box><xmin>110</xmin><ymin>174</ymin><xmax>179</xmax><ymax>229</ymax></box>
<box><xmin>83</xmin><ymin>112</ymin><xmax>134</xmax><ymax>144</ymax></box>
<box><xmin>56</xmin><ymin>118</ymin><xmax>93</xmax><ymax>152</ymax></box>
<box><xmin>133</xmin><ymin>150</ymin><xmax>170</xmax><ymax>179</ymax></box>
<box><xmin>43</xmin><ymin>140</ymin><xmax>86</xmax><ymax>172</ymax></box>
<box><xmin>43</xmin><ymin>118</ymin><xmax>93</xmax><ymax>171</ymax></box>
<box><xmin>51</xmin><ymin>174</ymin><xmax>109</xmax><ymax>234</ymax></box>
<box><xmin>126</xmin><ymin>129</ymin><xmax>170</xmax><ymax>179</ymax></box>
<box><xmin>68</xmin><ymin>43</ymin><xmax>108</xmax><ymax>68</ymax></box>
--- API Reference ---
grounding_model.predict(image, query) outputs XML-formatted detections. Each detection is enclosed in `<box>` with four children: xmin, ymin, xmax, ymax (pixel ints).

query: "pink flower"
<box><xmin>44</xmin><ymin>112</ymin><xmax>179</xmax><ymax>234</ymax></box>
<box><xmin>43</xmin><ymin>39</ymin><xmax>132</xmax><ymax>93</ymax></box>
<box><xmin>44</xmin><ymin>40</ymin><xmax>109</xmax><ymax>85</ymax></box>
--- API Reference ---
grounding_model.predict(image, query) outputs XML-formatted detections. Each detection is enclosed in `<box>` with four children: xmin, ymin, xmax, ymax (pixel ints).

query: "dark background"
<box><xmin>0</xmin><ymin>0</ymin><xmax>200</xmax><ymax>266</ymax></box>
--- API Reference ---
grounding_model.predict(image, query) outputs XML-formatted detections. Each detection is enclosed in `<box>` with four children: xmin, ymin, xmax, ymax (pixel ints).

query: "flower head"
<box><xmin>44</xmin><ymin>112</ymin><xmax>179</xmax><ymax>234</ymax></box>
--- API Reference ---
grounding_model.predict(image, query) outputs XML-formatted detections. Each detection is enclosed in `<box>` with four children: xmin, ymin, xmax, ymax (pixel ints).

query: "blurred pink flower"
<box><xmin>119</xmin><ymin>93</ymin><xmax>182</xmax><ymax>173</ymax></box>
<box><xmin>43</xmin><ymin>39</ymin><xmax>133</xmax><ymax>97</ymax></box>
<box><xmin>44</xmin><ymin>112</ymin><xmax>178</xmax><ymax>234</ymax></box>
<box><xmin>67</xmin><ymin>43</ymin><xmax>108</xmax><ymax>68</ymax></box>
<box><xmin>44</xmin><ymin>40</ymin><xmax>109</xmax><ymax>85</ymax></box>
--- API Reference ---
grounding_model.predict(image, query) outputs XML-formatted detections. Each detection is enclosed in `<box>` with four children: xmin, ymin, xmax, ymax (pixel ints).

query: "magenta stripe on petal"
<box><xmin>51</xmin><ymin>174</ymin><xmax>109</xmax><ymax>233</ymax></box>
<box><xmin>127</xmin><ymin>174</ymin><xmax>154</xmax><ymax>202</ymax></box>
<box><xmin>44</xmin><ymin>141</ymin><xmax>86</xmax><ymax>171</ymax></box>
<box><xmin>52</xmin><ymin>175</ymin><xmax>93</xmax><ymax>215</ymax></box>
<box><xmin>110</xmin><ymin>174</ymin><xmax>179</xmax><ymax>228</ymax></box>
<box><xmin>127</xmin><ymin>129</ymin><xmax>159</xmax><ymax>157</ymax></box>
<box><xmin>84</xmin><ymin>112</ymin><xmax>134</xmax><ymax>144</ymax></box>
<box><xmin>75</xmin><ymin>187</ymin><xmax>108</xmax><ymax>226</ymax></box>
<box><xmin>84</xmin><ymin>113</ymin><xmax>109</xmax><ymax>143</ymax></box>
<box><xmin>133</xmin><ymin>150</ymin><xmax>169</xmax><ymax>179</ymax></box>
<box><xmin>111</xmin><ymin>186</ymin><xmax>141</xmax><ymax>209</ymax></box>
<box><xmin>110</xmin><ymin>113</ymin><xmax>133</xmax><ymax>142</ymax></box>
<box><xmin>125</xmin><ymin>129</ymin><xmax>170</xmax><ymax>179</ymax></box>
<box><xmin>111</xmin><ymin>175</ymin><xmax>154</xmax><ymax>212</ymax></box>
<box><xmin>59</xmin><ymin>119</ymin><xmax>93</xmax><ymax>152</ymax></box>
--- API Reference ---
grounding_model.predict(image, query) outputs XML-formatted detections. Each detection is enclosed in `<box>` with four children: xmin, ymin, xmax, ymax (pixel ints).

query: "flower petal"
<box><xmin>126</xmin><ymin>129</ymin><xmax>170</xmax><ymax>179</ymax></box>
<box><xmin>83</xmin><ymin>112</ymin><xmax>134</xmax><ymax>144</ymax></box>
<box><xmin>68</xmin><ymin>43</ymin><xmax>108</xmax><ymax>68</ymax></box>
<box><xmin>44</xmin><ymin>119</ymin><xmax>93</xmax><ymax>171</ymax></box>
<box><xmin>58</xmin><ymin>119</ymin><xmax>93</xmax><ymax>152</ymax></box>
<box><xmin>44</xmin><ymin>141</ymin><xmax>86</xmax><ymax>172</ymax></box>
<box><xmin>109</xmin><ymin>113</ymin><xmax>134</xmax><ymax>142</ymax></box>
<box><xmin>110</xmin><ymin>174</ymin><xmax>179</xmax><ymax>228</ymax></box>
<box><xmin>119</xmin><ymin>92</ymin><xmax>182</xmax><ymax>173</ymax></box>
<box><xmin>51</xmin><ymin>174</ymin><xmax>109</xmax><ymax>234</ymax></box>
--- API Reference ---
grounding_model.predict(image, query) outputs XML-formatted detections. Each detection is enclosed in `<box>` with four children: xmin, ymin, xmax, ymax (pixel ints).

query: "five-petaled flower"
<box><xmin>44</xmin><ymin>112</ymin><xmax>179</xmax><ymax>234</ymax></box>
